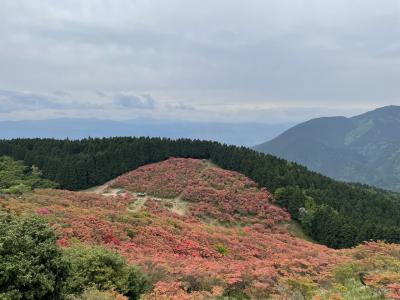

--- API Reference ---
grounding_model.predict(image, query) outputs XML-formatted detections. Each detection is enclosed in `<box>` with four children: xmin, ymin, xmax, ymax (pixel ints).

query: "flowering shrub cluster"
<box><xmin>182</xmin><ymin>167</ymin><xmax>290</xmax><ymax>228</ymax></box>
<box><xmin>1</xmin><ymin>158</ymin><xmax>399</xmax><ymax>299</ymax></box>
<box><xmin>111</xmin><ymin>158</ymin><xmax>204</xmax><ymax>198</ymax></box>
<box><xmin>112</xmin><ymin>158</ymin><xmax>290</xmax><ymax>228</ymax></box>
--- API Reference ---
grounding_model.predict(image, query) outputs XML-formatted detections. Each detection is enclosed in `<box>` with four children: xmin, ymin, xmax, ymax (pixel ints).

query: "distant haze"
<box><xmin>0</xmin><ymin>118</ymin><xmax>294</xmax><ymax>147</ymax></box>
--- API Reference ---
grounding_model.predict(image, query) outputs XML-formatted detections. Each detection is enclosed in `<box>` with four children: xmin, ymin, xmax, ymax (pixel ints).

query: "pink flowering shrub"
<box><xmin>112</xmin><ymin>158</ymin><xmax>204</xmax><ymax>198</ymax></box>
<box><xmin>112</xmin><ymin>158</ymin><xmax>290</xmax><ymax>228</ymax></box>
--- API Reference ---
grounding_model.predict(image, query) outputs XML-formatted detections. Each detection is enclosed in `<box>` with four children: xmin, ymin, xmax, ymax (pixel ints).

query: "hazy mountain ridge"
<box><xmin>254</xmin><ymin>105</ymin><xmax>400</xmax><ymax>191</ymax></box>
<box><xmin>0</xmin><ymin>118</ymin><xmax>293</xmax><ymax>147</ymax></box>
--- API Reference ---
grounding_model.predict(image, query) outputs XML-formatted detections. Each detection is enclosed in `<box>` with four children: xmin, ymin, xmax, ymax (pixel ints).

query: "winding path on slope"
<box><xmin>82</xmin><ymin>159</ymin><xmax>216</xmax><ymax>216</ymax></box>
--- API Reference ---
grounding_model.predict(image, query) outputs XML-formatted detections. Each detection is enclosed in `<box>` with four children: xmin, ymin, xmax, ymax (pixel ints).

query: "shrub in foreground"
<box><xmin>64</xmin><ymin>244</ymin><xmax>150</xmax><ymax>300</ymax></box>
<box><xmin>0</xmin><ymin>213</ymin><xmax>69</xmax><ymax>300</ymax></box>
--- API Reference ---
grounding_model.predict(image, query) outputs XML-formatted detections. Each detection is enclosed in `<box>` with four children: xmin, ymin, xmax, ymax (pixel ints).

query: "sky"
<box><xmin>0</xmin><ymin>0</ymin><xmax>399</xmax><ymax>123</ymax></box>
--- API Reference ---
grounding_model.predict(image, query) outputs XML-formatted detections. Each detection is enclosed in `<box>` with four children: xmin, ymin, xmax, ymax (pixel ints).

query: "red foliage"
<box><xmin>112</xmin><ymin>158</ymin><xmax>204</xmax><ymax>198</ymax></box>
<box><xmin>4</xmin><ymin>158</ymin><xmax>398</xmax><ymax>299</ymax></box>
<box><xmin>112</xmin><ymin>158</ymin><xmax>290</xmax><ymax>228</ymax></box>
<box><xmin>387</xmin><ymin>283</ymin><xmax>400</xmax><ymax>299</ymax></box>
<box><xmin>36</xmin><ymin>207</ymin><xmax>51</xmax><ymax>215</ymax></box>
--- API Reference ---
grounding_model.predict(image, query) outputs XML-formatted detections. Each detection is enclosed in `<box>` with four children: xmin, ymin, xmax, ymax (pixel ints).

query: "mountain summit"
<box><xmin>254</xmin><ymin>105</ymin><xmax>400</xmax><ymax>191</ymax></box>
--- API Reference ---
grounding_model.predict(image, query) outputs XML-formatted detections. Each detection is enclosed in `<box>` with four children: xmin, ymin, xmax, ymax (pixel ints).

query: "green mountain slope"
<box><xmin>254</xmin><ymin>105</ymin><xmax>400</xmax><ymax>191</ymax></box>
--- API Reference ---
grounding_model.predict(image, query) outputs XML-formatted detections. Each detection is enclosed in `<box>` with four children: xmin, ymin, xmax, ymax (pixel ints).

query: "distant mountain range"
<box><xmin>254</xmin><ymin>105</ymin><xmax>400</xmax><ymax>191</ymax></box>
<box><xmin>0</xmin><ymin>118</ymin><xmax>293</xmax><ymax>147</ymax></box>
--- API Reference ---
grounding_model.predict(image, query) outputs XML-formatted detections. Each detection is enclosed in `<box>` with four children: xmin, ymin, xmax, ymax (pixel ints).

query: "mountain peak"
<box><xmin>255</xmin><ymin>105</ymin><xmax>400</xmax><ymax>191</ymax></box>
<box><xmin>353</xmin><ymin>105</ymin><xmax>400</xmax><ymax>120</ymax></box>
<box><xmin>377</xmin><ymin>104</ymin><xmax>400</xmax><ymax>110</ymax></box>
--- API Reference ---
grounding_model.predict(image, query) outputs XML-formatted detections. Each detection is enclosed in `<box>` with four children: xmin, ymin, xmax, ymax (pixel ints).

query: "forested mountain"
<box><xmin>0</xmin><ymin>118</ymin><xmax>292</xmax><ymax>147</ymax></box>
<box><xmin>1</xmin><ymin>137</ymin><xmax>399</xmax><ymax>249</ymax></box>
<box><xmin>254</xmin><ymin>105</ymin><xmax>400</xmax><ymax>191</ymax></box>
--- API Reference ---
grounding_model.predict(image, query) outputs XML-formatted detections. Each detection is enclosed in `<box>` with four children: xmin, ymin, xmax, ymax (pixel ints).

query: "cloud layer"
<box><xmin>0</xmin><ymin>1</ymin><xmax>399</xmax><ymax>122</ymax></box>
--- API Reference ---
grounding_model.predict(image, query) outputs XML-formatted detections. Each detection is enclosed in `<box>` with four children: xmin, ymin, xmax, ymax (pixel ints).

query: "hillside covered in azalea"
<box><xmin>2</xmin><ymin>137</ymin><xmax>400</xmax><ymax>249</ymax></box>
<box><xmin>1</xmin><ymin>158</ymin><xmax>399</xmax><ymax>299</ymax></box>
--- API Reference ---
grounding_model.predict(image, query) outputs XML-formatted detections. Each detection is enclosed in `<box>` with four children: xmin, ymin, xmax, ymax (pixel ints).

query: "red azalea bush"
<box><xmin>111</xmin><ymin>158</ymin><xmax>204</xmax><ymax>198</ymax></box>
<box><xmin>1</xmin><ymin>158</ymin><xmax>399</xmax><ymax>299</ymax></box>
<box><xmin>112</xmin><ymin>158</ymin><xmax>290</xmax><ymax>228</ymax></box>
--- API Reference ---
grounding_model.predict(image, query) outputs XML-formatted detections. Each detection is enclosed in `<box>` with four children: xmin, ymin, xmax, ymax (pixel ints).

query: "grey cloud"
<box><xmin>25</xmin><ymin>20</ymin><xmax>170</xmax><ymax>53</ymax></box>
<box><xmin>0</xmin><ymin>90</ymin><xmax>66</xmax><ymax>112</ymax></box>
<box><xmin>114</xmin><ymin>93</ymin><xmax>157</xmax><ymax>109</ymax></box>
<box><xmin>0</xmin><ymin>1</ymin><xmax>399</xmax><ymax>121</ymax></box>
<box><xmin>0</xmin><ymin>90</ymin><xmax>102</xmax><ymax>113</ymax></box>
<box><xmin>165</xmin><ymin>103</ymin><xmax>196</xmax><ymax>111</ymax></box>
<box><xmin>52</xmin><ymin>91</ymin><xmax>70</xmax><ymax>96</ymax></box>
<box><xmin>96</xmin><ymin>91</ymin><xmax>107</xmax><ymax>97</ymax></box>
<box><xmin>0</xmin><ymin>90</ymin><xmax>51</xmax><ymax>106</ymax></box>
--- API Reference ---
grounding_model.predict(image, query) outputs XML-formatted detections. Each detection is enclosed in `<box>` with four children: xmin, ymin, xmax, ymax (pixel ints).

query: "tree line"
<box><xmin>0</xmin><ymin>137</ymin><xmax>399</xmax><ymax>248</ymax></box>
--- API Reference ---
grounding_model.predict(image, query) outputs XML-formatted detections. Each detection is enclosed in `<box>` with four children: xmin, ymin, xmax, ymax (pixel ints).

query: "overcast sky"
<box><xmin>0</xmin><ymin>0</ymin><xmax>399</xmax><ymax>123</ymax></box>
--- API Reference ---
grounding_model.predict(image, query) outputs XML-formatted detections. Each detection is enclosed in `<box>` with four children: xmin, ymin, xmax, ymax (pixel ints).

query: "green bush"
<box><xmin>64</xmin><ymin>245</ymin><xmax>150</xmax><ymax>300</ymax></box>
<box><xmin>274</xmin><ymin>186</ymin><xmax>310</xmax><ymax>221</ymax></box>
<box><xmin>68</xmin><ymin>287</ymin><xmax>128</xmax><ymax>300</ymax></box>
<box><xmin>282</xmin><ymin>276</ymin><xmax>318</xmax><ymax>300</ymax></box>
<box><xmin>317</xmin><ymin>279</ymin><xmax>384</xmax><ymax>300</ymax></box>
<box><xmin>215</xmin><ymin>243</ymin><xmax>229</xmax><ymax>256</ymax></box>
<box><xmin>4</xmin><ymin>183</ymin><xmax>32</xmax><ymax>195</ymax></box>
<box><xmin>0</xmin><ymin>213</ymin><xmax>69</xmax><ymax>300</ymax></box>
<box><xmin>0</xmin><ymin>156</ymin><xmax>58</xmax><ymax>194</ymax></box>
